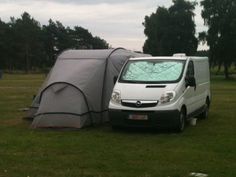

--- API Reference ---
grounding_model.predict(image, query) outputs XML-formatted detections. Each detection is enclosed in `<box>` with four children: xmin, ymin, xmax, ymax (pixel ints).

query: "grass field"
<box><xmin>0</xmin><ymin>74</ymin><xmax>235</xmax><ymax>177</ymax></box>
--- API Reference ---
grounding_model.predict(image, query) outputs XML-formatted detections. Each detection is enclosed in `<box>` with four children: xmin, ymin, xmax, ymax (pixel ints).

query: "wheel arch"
<box><xmin>181</xmin><ymin>104</ymin><xmax>187</xmax><ymax>115</ymax></box>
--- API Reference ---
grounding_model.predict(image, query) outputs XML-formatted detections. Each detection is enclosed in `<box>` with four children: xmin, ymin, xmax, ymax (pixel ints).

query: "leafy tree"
<box><xmin>143</xmin><ymin>7</ymin><xmax>170</xmax><ymax>55</ymax></box>
<box><xmin>0</xmin><ymin>19</ymin><xmax>9</xmax><ymax>69</ymax></box>
<box><xmin>195</xmin><ymin>49</ymin><xmax>209</xmax><ymax>57</ymax></box>
<box><xmin>143</xmin><ymin>0</ymin><xmax>198</xmax><ymax>56</ymax></box>
<box><xmin>69</xmin><ymin>26</ymin><xmax>93</xmax><ymax>49</ymax></box>
<box><xmin>0</xmin><ymin>12</ymin><xmax>109</xmax><ymax>71</ymax></box>
<box><xmin>92</xmin><ymin>36</ymin><xmax>109</xmax><ymax>49</ymax></box>
<box><xmin>201</xmin><ymin>0</ymin><xmax>236</xmax><ymax>79</ymax></box>
<box><xmin>43</xmin><ymin>21</ymin><xmax>109</xmax><ymax>67</ymax></box>
<box><xmin>42</xmin><ymin>19</ymin><xmax>70</xmax><ymax>66</ymax></box>
<box><xmin>10</xmin><ymin>12</ymin><xmax>45</xmax><ymax>73</ymax></box>
<box><xmin>69</xmin><ymin>26</ymin><xmax>109</xmax><ymax>49</ymax></box>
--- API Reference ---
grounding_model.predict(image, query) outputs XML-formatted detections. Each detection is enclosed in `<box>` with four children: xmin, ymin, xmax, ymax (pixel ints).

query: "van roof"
<box><xmin>129</xmin><ymin>56</ymin><xmax>208</xmax><ymax>61</ymax></box>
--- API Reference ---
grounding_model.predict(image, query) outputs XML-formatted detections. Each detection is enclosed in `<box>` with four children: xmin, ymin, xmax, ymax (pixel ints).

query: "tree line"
<box><xmin>0</xmin><ymin>12</ymin><xmax>109</xmax><ymax>73</ymax></box>
<box><xmin>1</xmin><ymin>1</ymin><xmax>236</xmax><ymax>78</ymax></box>
<box><xmin>143</xmin><ymin>0</ymin><xmax>236</xmax><ymax>78</ymax></box>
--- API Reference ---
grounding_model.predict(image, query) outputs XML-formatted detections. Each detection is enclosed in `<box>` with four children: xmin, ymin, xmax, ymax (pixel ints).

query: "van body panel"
<box><xmin>115</xmin><ymin>83</ymin><xmax>178</xmax><ymax>101</ymax></box>
<box><xmin>182</xmin><ymin>58</ymin><xmax>210</xmax><ymax>115</ymax></box>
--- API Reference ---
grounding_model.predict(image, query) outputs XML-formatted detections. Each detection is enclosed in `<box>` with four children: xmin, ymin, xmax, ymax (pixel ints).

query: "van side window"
<box><xmin>186</xmin><ymin>61</ymin><xmax>194</xmax><ymax>77</ymax></box>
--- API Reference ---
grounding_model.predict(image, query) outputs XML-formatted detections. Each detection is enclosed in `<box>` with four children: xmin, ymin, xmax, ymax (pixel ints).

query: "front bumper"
<box><xmin>109</xmin><ymin>109</ymin><xmax>180</xmax><ymax>128</ymax></box>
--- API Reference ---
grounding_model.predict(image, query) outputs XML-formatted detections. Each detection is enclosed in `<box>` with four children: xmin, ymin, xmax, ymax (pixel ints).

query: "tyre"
<box><xmin>198</xmin><ymin>99</ymin><xmax>210</xmax><ymax>119</ymax></box>
<box><xmin>176</xmin><ymin>108</ymin><xmax>186</xmax><ymax>133</ymax></box>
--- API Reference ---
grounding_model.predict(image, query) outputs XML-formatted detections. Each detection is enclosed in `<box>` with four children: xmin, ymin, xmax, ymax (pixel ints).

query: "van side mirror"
<box><xmin>185</xmin><ymin>76</ymin><xmax>196</xmax><ymax>88</ymax></box>
<box><xmin>113</xmin><ymin>76</ymin><xmax>118</xmax><ymax>84</ymax></box>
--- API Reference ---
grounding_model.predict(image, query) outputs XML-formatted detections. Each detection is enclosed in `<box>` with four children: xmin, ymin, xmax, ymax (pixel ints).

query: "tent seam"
<box><xmin>34</xmin><ymin>110</ymin><xmax>109</xmax><ymax>118</ymax></box>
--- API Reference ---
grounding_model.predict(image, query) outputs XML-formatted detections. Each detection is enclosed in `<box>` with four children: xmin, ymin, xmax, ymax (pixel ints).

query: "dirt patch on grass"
<box><xmin>0</xmin><ymin>117</ymin><xmax>26</xmax><ymax>126</ymax></box>
<box><xmin>0</xmin><ymin>87</ymin><xmax>32</xmax><ymax>89</ymax></box>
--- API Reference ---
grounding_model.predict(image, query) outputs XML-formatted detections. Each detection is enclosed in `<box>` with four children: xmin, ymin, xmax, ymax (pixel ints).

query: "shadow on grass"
<box><xmin>22</xmin><ymin>118</ymin><xmax>181</xmax><ymax>134</ymax></box>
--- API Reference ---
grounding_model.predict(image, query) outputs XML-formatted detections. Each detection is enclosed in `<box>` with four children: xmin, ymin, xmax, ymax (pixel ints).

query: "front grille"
<box><xmin>121</xmin><ymin>100</ymin><xmax>158</xmax><ymax>108</ymax></box>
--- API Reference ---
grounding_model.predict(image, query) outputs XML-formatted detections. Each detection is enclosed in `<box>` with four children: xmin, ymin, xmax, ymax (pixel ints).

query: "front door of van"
<box><xmin>184</xmin><ymin>60</ymin><xmax>197</xmax><ymax>115</ymax></box>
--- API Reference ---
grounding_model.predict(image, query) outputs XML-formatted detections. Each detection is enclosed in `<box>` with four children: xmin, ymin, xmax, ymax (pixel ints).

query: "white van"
<box><xmin>109</xmin><ymin>54</ymin><xmax>211</xmax><ymax>132</ymax></box>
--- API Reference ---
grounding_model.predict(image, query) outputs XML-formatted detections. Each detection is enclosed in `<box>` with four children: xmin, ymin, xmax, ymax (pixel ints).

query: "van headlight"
<box><xmin>160</xmin><ymin>91</ymin><xmax>175</xmax><ymax>104</ymax></box>
<box><xmin>111</xmin><ymin>90</ymin><xmax>121</xmax><ymax>104</ymax></box>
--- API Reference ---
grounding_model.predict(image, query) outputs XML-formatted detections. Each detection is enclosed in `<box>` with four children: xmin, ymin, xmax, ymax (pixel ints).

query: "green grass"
<box><xmin>0</xmin><ymin>74</ymin><xmax>235</xmax><ymax>177</ymax></box>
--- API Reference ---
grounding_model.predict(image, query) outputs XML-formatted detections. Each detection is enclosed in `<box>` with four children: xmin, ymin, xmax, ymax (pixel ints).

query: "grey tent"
<box><xmin>28</xmin><ymin>48</ymin><xmax>149</xmax><ymax>128</ymax></box>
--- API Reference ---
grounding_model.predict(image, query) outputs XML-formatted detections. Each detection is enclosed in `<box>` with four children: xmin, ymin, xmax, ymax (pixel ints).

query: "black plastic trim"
<box><xmin>109</xmin><ymin>109</ymin><xmax>180</xmax><ymax>128</ymax></box>
<box><xmin>121</xmin><ymin>101</ymin><xmax>158</xmax><ymax>108</ymax></box>
<box><xmin>146</xmin><ymin>85</ymin><xmax>166</xmax><ymax>88</ymax></box>
<box><xmin>187</xmin><ymin>105</ymin><xmax>205</xmax><ymax>119</ymax></box>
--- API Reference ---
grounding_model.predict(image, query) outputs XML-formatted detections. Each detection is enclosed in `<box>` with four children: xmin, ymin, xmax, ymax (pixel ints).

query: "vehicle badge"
<box><xmin>136</xmin><ymin>101</ymin><xmax>142</xmax><ymax>107</ymax></box>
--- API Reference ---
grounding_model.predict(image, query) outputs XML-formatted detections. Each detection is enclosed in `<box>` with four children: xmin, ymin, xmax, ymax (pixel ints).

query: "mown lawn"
<box><xmin>0</xmin><ymin>74</ymin><xmax>235</xmax><ymax>177</ymax></box>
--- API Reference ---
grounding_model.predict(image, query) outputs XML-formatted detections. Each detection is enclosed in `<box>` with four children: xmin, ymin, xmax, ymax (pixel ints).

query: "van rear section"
<box><xmin>108</xmin><ymin>55</ymin><xmax>210</xmax><ymax>132</ymax></box>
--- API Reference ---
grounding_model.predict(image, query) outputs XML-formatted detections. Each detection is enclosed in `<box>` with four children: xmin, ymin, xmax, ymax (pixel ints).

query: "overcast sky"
<box><xmin>0</xmin><ymin>0</ymin><xmax>208</xmax><ymax>51</ymax></box>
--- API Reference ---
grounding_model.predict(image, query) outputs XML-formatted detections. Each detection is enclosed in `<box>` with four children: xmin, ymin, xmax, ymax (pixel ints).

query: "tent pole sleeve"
<box><xmin>100</xmin><ymin>47</ymin><xmax>125</xmax><ymax>123</ymax></box>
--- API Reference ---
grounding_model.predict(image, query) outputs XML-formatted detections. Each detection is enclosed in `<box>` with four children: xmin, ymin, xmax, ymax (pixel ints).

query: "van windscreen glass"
<box><xmin>120</xmin><ymin>60</ymin><xmax>185</xmax><ymax>83</ymax></box>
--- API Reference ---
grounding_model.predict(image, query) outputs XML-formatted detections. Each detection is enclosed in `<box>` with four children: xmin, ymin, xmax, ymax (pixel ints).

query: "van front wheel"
<box><xmin>176</xmin><ymin>108</ymin><xmax>186</xmax><ymax>133</ymax></box>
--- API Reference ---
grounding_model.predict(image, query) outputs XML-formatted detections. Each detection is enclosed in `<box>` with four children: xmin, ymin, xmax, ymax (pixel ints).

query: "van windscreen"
<box><xmin>120</xmin><ymin>60</ymin><xmax>185</xmax><ymax>83</ymax></box>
